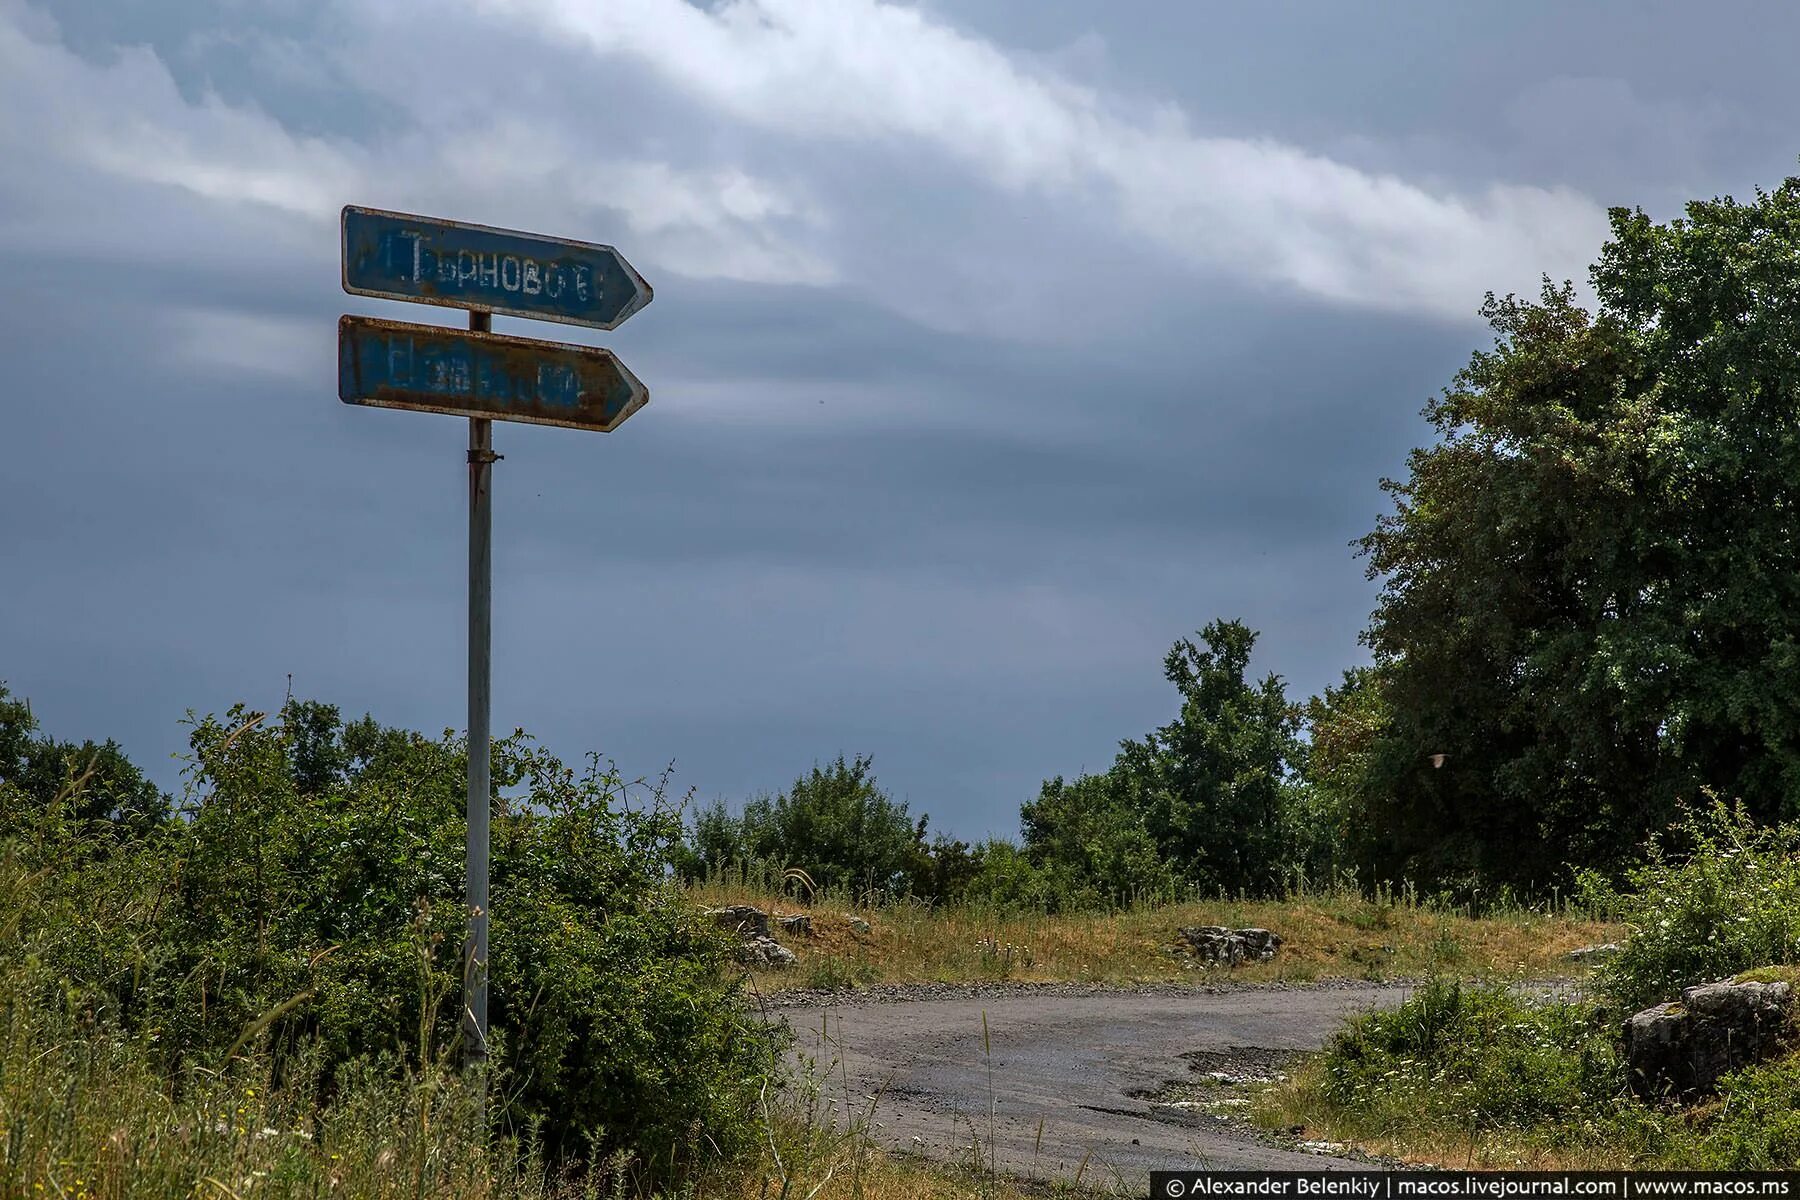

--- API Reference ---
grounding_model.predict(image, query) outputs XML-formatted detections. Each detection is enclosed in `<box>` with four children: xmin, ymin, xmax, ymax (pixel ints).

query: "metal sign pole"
<box><xmin>338</xmin><ymin>205</ymin><xmax>652</xmax><ymax>1077</ymax></box>
<box><xmin>465</xmin><ymin>308</ymin><xmax>494</xmax><ymax>1067</ymax></box>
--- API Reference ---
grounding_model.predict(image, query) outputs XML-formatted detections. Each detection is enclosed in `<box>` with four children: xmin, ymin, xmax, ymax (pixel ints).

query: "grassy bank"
<box><xmin>686</xmin><ymin>877</ymin><xmax>1620</xmax><ymax>991</ymax></box>
<box><xmin>0</xmin><ymin>1039</ymin><xmax>1067</xmax><ymax>1200</ymax></box>
<box><xmin>0</xmin><ymin>945</ymin><xmax>1070</xmax><ymax>1200</ymax></box>
<box><xmin>1249</xmin><ymin>806</ymin><xmax>1800</xmax><ymax>1170</ymax></box>
<box><xmin>1252</xmin><ymin>975</ymin><xmax>1800</xmax><ymax>1170</ymax></box>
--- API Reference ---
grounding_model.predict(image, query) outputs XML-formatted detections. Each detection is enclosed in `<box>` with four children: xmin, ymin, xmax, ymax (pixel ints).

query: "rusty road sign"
<box><xmin>336</xmin><ymin>204</ymin><xmax>654</xmax><ymax>1075</ymax></box>
<box><xmin>341</xmin><ymin>206</ymin><xmax>653</xmax><ymax>331</ymax></box>
<box><xmin>337</xmin><ymin>314</ymin><xmax>648</xmax><ymax>432</ymax></box>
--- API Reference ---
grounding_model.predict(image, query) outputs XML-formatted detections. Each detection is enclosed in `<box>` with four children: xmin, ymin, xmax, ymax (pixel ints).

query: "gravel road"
<box><xmin>768</xmin><ymin>981</ymin><xmax>1417</xmax><ymax>1191</ymax></box>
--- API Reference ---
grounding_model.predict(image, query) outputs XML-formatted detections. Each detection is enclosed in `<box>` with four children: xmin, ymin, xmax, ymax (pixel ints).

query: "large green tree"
<box><xmin>1355</xmin><ymin>179</ymin><xmax>1800</xmax><ymax>890</ymax></box>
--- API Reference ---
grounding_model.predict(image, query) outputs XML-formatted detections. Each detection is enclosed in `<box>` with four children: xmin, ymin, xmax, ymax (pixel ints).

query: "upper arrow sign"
<box><xmin>341</xmin><ymin>206</ymin><xmax>653</xmax><ymax>331</ymax></box>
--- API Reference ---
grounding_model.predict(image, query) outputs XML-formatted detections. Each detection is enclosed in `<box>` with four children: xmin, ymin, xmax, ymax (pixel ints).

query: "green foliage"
<box><xmin>679</xmin><ymin>753</ymin><xmax>935</xmax><ymax>903</ymax></box>
<box><xmin>1301</xmin><ymin>666</ymin><xmax>1399</xmax><ymax>882</ymax></box>
<box><xmin>1018</xmin><ymin>620</ymin><xmax>1310</xmax><ymax>904</ymax></box>
<box><xmin>1358</xmin><ymin>179</ymin><xmax>1800</xmax><ymax>891</ymax></box>
<box><xmin>956</xmin><ymin>838</ymin><xmax>1068</xmax><ymax>911</ymax></box>
<box><xmin>2</xmin><ymin>692</ymin><xmax>781</xmax><ymax>1179</ymax></box>
<box><xmin>1126</xmin><ymin>619</ymin><xmax>1309</xmax><ymax>894</ymax></box>
<box><xmin>0</xmin><ymin>681</ymin><xmax>171</xmax><ymax>840</ymax></box>
<box><xmin>1590</xmin><ymin>801</ymin><xmax>1800</xmax><ymax>1013</ymax></box>
<box><xmin>1674</xmin><ymin>1054</ymin><xmax>1800</xmax><ymax>1168</ymax></box>
<box><xmin>1320</xmin><ymin>978</ymin><xmax>1624</xmax><ymax>1131</ymax></box>
<box><xmin>1018</xmin><ymin>771</ymin><xmax>1176</xmax><ymax>907</ymax></box>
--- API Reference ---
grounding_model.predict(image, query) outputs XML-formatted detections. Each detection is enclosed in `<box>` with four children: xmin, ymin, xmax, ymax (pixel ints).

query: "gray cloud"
<box><xmin>6</xmin><ymin>0</ymin><xmax>1792</xmax><ymax>837</ymax></box>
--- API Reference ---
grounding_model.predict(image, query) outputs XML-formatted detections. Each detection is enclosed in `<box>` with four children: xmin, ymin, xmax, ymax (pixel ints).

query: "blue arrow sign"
<box><xmin>338</xmin><ymin>315</ymin><xmax>647</xmax><ymax>432</ymax></box>
<box><xmin>341</xmin><ymin>206</ymin><xmax>653</xmax><ymax>331</ymax></box>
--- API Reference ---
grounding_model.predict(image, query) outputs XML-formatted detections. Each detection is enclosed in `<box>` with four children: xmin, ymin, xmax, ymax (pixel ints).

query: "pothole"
<box><xmin>1128</xmin><ymin>1046</ymin><xmax>1297</xmax><ymax>1124</ymax></box>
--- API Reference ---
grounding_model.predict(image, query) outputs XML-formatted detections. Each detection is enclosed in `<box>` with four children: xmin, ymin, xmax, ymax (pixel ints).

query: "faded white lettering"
<box><xmin>522</xmin><ymin>260</ymin><xmax>542</xmax><ymax>295</ymax></box>
<box><xmin>385</xmin><ymin>337</ymin><xmax>413</xmax><ymax>384</ymax></box>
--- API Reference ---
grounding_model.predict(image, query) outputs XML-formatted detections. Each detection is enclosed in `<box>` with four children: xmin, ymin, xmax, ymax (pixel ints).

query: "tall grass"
<box><xmin>0</xmin><ymin>847</ymin><xmax>563</xmax><ymax>1198</ymax></box>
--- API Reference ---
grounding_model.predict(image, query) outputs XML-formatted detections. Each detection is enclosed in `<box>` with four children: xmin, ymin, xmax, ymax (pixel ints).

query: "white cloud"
<box><xmin>0</xmin><ymin>0</ymin><xmax>1612</xmax><ymax>326</ymax></box>
<box><xmin>473</xmin><ymin>0</ymin><xmax>1610</xmax><ymax>318</ymax></box>
<box><xmin>0</xmin><ymin>13</ymin><xmax>361</xmax><ymax>223</ymax></box>
<box><xmin>0</xmin><ymin>4</ymin><xmax>833</xmax><ymax>289</ymax></box>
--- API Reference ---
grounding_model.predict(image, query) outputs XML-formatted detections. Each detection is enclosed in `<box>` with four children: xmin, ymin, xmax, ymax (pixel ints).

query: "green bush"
<box><xmin>1588</xmin><ymin>801</ymin><xmax>1800</xmax><ymax>1012</ymax></box>
<box><xmin>1673</xmin><ymin>1054</ymin><xmax>1800</xmax><ymax>1168</ymax></box>
<box><xmin>1320</xmin><ymin>978</ymin><xmax>1623</xmax><ymax>1132</ymax></box>
<box><xmin>3</xmin><ymin>696</ymin><xmax>783</xmax><ymax>1180</ymax></box>
<box><xmin>0</xmin><ymin>682</ymin><xmax>170</xmax><ymax>840</ymax></box>
<box><xmin>958</xmin><ymin>839</ymin><xmax>1071</xmax><ymax>912</ymax></box>
<box><xmin>1018</xmin><ymin>772</ymin><xmax>1178</xmax><ymax>908</ymax></box>
<box><xmin>679</xmin><ymin>753</ymin><xmax>932</xmax><ymax>902</ymax></box>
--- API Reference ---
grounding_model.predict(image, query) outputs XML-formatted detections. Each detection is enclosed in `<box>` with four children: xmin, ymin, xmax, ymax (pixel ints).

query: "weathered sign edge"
<box><xmin>338</xmin><ymin>205</ymin><xmax>654</xmax><ymax>331</ymax></box>
<box><xmin>335</xmin><ymin>313</ymin><xmax>649</xmax><ymax>433</ymax></box>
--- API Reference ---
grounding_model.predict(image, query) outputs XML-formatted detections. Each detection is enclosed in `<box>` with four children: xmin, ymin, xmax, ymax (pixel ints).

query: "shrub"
<box><xmin>680</xmin><ymin>754</ymin><xmax>928</xmax><ymax>902</ymax></box>
<box><xmin>6</xmin><ymin>697</ymin><xmax>782</xmax><ymax>1179</ymax></box>
<box><xmin>1018</xmin><ymin>620</ymin><xmax>1312</xmax><ymax>903</ymax></box>
<box><xmin>0</xmin><ymin>682</ymin><xmax>170</xmax><ymax>840</ymax></box>
<box><xmin>1589</xmin><ymin>800</ymin><xmax>1800</xmax><ymax>1012</ymax></box>
<box><xmin>1319</xmin><ymin>978</ymin><xmax>1623</xmax><ymax>1133</ymax></box>
<box><xmin>1674</xmin><ymin>1054</ymin><xmax>1800</xmax><ymax>1168</ymax></box>
<box><xmin>1019</xmin><ymin>772</ymin><xmax>1177</xmax><ymax>908</ymax></box>
<box><xmin>959</xmin><ymin>839</ymin><xmax>1070</xmax><ymax>912</ymax></box>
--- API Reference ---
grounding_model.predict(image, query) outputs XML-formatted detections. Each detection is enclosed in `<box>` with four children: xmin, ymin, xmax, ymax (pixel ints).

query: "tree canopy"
<box><xmin>1348</xmin><ymin>180</ymin><xmax>1800</xmax><ymax>890</ymax></box>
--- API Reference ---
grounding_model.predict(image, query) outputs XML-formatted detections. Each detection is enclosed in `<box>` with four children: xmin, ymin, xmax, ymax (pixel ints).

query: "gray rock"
<box><xmin>1565</xmin><ymin>942</ymin><xmax>1623</xmax><ymax>963</ymax></box>
<box><xmin>777</xmin><ymin>914</ymin><xmax>814</xmax><ymax>938</ymax></box>
<box><xmin>1624</xmin><ymin>977</ymin><xmax>1794</xmax><ymax>1102</ymax></box>
<box><xmin>1177</xmin><ymin>926</ymin><xmax>1283</xmax><ymax>965</ymax></box>
<box><xmin>704</xmin><ymin>905</ymin><xmax>797</xmax><ymax>967</ymax></box>
<box><xmin>705</xmin><ymin>904</ymin><xmax>772</xmax><ymax>939</ymax></box>
<box><xmin>739</xmin><ymin>934</ymin><xmax>798</xmax><ymax>968</ymax></box>
<box><xmin>845</xmin><ymin>914</ymin><xmax>872</xmax><ymax>935</ymax></box>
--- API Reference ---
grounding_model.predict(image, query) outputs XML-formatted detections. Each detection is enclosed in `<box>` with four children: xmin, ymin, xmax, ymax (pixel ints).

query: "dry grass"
<box><xmin>1252</xmin><ymin>1060</ymin><xmax>1652</xmax><ymax>1171</ymax></box>
<box><xmin>686</xmin><ymin>879</ymin><xmax>1621</xmax><ymax>991</ymax></box>
<box><xmin>704</xmin><ymin>1145</ymin><xmax>1091</xmax><ymax>1199</ymax></box>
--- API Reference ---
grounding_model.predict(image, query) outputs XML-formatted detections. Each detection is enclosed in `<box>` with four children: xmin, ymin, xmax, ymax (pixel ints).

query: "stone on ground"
<box><xmin>1624</xmin><ymin>975</ymin><xmax>1794</xmax><ymax>1102</ymax></box>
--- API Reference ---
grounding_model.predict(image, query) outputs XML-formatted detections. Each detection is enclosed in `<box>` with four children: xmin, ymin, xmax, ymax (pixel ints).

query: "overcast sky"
<box><xmin>4</xmin><ymin>0</ymin><xmax>1796</xmax><ymax>839</ymax></box>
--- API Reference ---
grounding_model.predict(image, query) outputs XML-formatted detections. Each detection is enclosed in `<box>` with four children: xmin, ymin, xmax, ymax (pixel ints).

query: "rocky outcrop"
<box><xmin>1177</xmin><ymin>926</ymin><xmax>1282</xmax><ymax>965</ymax></box>
<box><xmin>777</xmin><ymin>914</ymin><xmax>814</xmax><ymax>938</ymax></box>
<box><xmin>1624</xmin><ymin>976</ymin><xmax>1795</xmax><ymax>1102</ymax></box>
<box><xmin>704</xmin><ymin>904</ymin><xmax>797</xmax><ymax>968</ymax></box>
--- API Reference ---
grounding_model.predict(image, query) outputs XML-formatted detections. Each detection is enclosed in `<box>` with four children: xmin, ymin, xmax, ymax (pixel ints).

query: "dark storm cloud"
<box><xmin>6</xmin><ymin>0</ymin><xmax>1784</xmax><ymax>837</ymax></box>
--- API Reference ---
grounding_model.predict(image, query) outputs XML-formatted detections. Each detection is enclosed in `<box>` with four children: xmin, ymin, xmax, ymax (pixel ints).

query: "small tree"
<box><xmin>684</xmin><ymin>754</ymin><xmax>925</xmax><ymax>901</ymax></box>
<box><xmin>1123</xmin><ymin>619</ymin><xmax>1307</xmax><ymax>896</ymax></box>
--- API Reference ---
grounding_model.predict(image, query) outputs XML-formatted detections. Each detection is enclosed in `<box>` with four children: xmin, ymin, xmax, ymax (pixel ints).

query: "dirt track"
<box><xmin>773</xmin><ymin>981</ymin><xmax>1416</xmax><ymax>1191</ymax></box>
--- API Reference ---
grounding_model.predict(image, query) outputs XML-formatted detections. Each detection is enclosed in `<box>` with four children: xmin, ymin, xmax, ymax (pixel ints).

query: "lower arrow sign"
<box><xmin>337</xmin><ymin>314</ymin><xmax>648</xmax><ymax>432</ymax></box>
